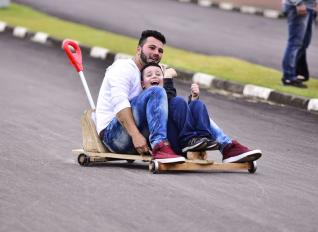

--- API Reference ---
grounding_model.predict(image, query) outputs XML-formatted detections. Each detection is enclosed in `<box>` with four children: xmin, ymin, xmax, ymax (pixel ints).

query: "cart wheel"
<box><xmin>78</xmin><ymin>153</ymin><xmax>90</xmax><ymax>166</ymax></box>
<box><xmin>248</xmin><ymin>161</ymin><xmax>257</xmax><ymax>174</ymax></box>
<box><xmin>126</xmin><ymin>160</ymin><xmax>135</xmax><ymax>164</ymax></box>
<box><xmin>149</xmin><ymin>160</ymin><xmax>159</xmax><ymax>174</ymax></box>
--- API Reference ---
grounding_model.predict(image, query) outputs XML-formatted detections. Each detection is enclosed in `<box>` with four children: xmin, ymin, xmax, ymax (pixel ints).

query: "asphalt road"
<box><xmin>14</xmin><ymin>0</ymin><xmax>318</xmax><ymax>78</ymax></box>
<box><xmin>1</xmin><ymin>32</ymin><xmax>318</xmax><ymax>231</ymax></box>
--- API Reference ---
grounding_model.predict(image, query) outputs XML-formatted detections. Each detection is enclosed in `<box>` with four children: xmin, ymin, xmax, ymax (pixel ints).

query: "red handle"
<box><xmin>63</xmin><ymin>40</ymin><xmax>83</xmax><ymax>72</ymax></box>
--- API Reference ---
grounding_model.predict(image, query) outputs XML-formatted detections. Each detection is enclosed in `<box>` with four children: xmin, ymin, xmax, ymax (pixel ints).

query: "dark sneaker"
<box><xmin>282</xmin><ymin>78</ymin><xmax>307</xmax><ymax>88</ymax></box>
<box><xmin>222</xmin><ymin>140</ymin><xmax>262</xmax><ymax>163</ymax></box>
<box><xmin>297</xmin><ymin>75</ymin><xmax>309</xmax><ymax>82</ymax></box>
<box><xmin>205</xmin><ymin>139</ymin><xmax>219</xmax><ymax>150</ymax></box>
<box><xmin>182</xmin><ymin>137</ymin><xmax>208</xmax><ymax>153</ymax></box>
<box><xmin>152</xmin><ymin>141</ymin><xmax>185</xmax><ymax>163</ymax></box>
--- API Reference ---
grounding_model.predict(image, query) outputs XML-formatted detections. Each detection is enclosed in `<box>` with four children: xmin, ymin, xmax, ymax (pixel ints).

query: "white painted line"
<box><xmin>90</xmin><ymin>47</ymin><xmax>109</xmax><ymax>59</ymax></box>
<box><xmin>13</xmin><ymin>26</ymin><xmax>28</xmax><ymax>38</ymax></box>
<box><xmin>219</xmin><ymin>2</ymin><xmax>234</xmax><ymax>11</ymax></box>
<box><xmin>193</xmin><ymin>72</ymin><xmax>215</xmax><ymax>88</ymax></box>
<box><xmin>198</xmin><ymin>0</ymin><xmax>213</xmax><ymax>7</ymax></box>
<box><xmin>243</xmin><ymin>84</ymin><xmax>273</xmax><ymax>100</ymax></box>
<box><xmin>308</xmin><ymin>99</ymin><xmax>318</xmax><ymax>111</ymax></box>
<box><xmin>263</xmin><ymin>9</ymin><xmax>280</xmax><ymax>19</ymax></box>
<box><xmin>31</xmin><ymin>32</ymin><xmax>49</xmax><ymax>44</ymax></box>
<box><xmin>0</xmin><ymin>21</ymin><xmax>7</xmax><ymax>32</ymax></box>
<box><xmin>240</xmin><ymin>6</ymin><xmax>258</xmax><ymax>14</ymax></box>
<box><xmin>115</xmin><ymin>53</ymin><xmax>133</xmax><ymax>60</ymax></box>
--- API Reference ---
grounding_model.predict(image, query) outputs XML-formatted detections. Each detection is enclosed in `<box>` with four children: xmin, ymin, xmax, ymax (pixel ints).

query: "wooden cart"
<box><xmin>73</xmin><ymin>109</ymin><xmax>257</xmax><ymax>174</ymax></box>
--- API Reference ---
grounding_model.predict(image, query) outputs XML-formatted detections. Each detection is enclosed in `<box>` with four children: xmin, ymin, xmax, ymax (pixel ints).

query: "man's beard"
<box><xmin>140</xmin><ymin>50</ymin><xmax>159</xmax><ymax>64</ymax></box>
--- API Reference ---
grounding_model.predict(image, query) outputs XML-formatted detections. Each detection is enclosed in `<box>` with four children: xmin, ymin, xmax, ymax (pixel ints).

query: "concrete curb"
<box><xmin>176</xmin><ymin>0</ymin><xmax>284</xmax><ymax>19</ymax></box>
<box><xmin>176</xmin><ymin>0</ymin><xmax>318</xmax><ymax>23</ymax></box>
<box><xmin>1</xmin><ymin>21</ymin><xmax>317</xmax><ymax>113</ymax></box>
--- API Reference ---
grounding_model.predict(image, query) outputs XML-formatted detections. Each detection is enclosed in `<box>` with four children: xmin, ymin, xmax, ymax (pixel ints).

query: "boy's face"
<box><xmin>141</xmin><ymin>66</ymin><xmax>164</xmax><ymax>89</ymax></box>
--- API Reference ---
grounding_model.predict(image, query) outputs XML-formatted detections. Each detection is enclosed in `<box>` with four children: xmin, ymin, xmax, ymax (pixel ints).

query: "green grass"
<box><xmin>1</xmin><ymin>3</ymin><xmax>318</xmax><ymax>98</ymax></box>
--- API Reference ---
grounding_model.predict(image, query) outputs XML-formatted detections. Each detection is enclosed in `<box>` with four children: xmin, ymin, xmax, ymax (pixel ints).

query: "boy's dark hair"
<box><xmin>140</xmin><ymin>62</ymin><xmax>163</xmax><ymax>81</ymax></box>
<box><xmin>138</xmin><ymin>30</ymin><xmax>166</xmax><ymax>46</ymax></box>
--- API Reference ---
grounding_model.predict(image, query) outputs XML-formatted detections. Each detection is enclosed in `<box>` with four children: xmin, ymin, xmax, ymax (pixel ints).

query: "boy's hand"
<box><xmin>191</xmin><ymin>83</ymin><xmax>200</xmax><ymax>100</ymax></box>
<box><xmin>164</xmin><ymin>68</ymin><xmax>177</xmax><ymax>79</ymax></box>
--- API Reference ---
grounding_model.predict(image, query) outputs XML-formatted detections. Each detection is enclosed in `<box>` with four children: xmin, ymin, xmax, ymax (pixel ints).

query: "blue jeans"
<box><xmin>167</xmin><ymin>97</ymin><xmax>231</xmax><ymax>155</ymax></box>
<box><xmin>101</xmin><ymin>86</ymin><xmax>168</xmax><ymax>154</ymax></box>
<box><xmin>282</xmin><ymin>5</ymin><xmax>315</xmax><ymax>81</ymax></box>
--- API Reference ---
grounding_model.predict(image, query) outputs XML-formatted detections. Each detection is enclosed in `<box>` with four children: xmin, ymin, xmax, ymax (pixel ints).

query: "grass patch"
<box><xmin>1</xmin><ymin>3</ymin><xmax>318</xmax><ymax>98</ymax></box>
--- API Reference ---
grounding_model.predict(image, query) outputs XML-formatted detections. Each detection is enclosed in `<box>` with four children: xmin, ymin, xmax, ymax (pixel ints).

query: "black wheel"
<box><xmin>126</xmin><ymin>160</ymin><xmax>135</xmax><ymax>164</ymax></box>
<box><xmin>248</xmin><ymin>161</ymin><xmax>257</xmax><ymax>174</ymax></box>
<box><xmin>149</xmin><ymin>160</ymin><xmax>159</xmax><ymax>174</ymax></box>
<box><xmin>78</xmin><ymin>153</ymin><xmax>90</xmax><ymax>166</ymax></box>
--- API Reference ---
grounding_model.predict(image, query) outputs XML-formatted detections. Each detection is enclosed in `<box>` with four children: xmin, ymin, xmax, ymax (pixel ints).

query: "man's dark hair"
<box><xmin>138</xmin><ymin>30</ymin><xmax>166</xmax><ymax>46</ymax></box>
<box><xmin>140</xmin><ymin>62</ymin><xmax>163</xmax><ymax>81</ymax></box>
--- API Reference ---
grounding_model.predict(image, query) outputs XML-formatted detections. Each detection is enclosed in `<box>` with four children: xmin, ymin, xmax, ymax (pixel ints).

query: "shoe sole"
<box><xmin>155</xmin><ymin>156</ymin><xmax>186</xmax><ymax>164</ymax></box>
<box><xmin>182</xmin><ymin>141</ymin><xmax>207</xmax><ymax>153</ymax></box>
<box><xmin>282</xmin><ymin>82</ymin><xmax>307</xmax><ymax>88</ymax></box>
<box><xmin>223</xmin><ymin>150</ymin><xmax>262</xmax><ymax>163</ymax></box>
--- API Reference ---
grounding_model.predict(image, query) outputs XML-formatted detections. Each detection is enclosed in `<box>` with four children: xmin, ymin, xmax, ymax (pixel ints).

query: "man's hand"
<box><xmin>116</xmin><ymin>107</ymin><xmax>150</xmax><ymax>155</ymax></box>
<box><xmin>296</xmin><ymin>3</ymin><xmax>307</xmax><ymax>16</ymax></box>
<box><xmin>131</xmin><ymin>132</ymin><xmax>150</xmax><ymax>155</ymax></box>
<box><xmin>164</xmin><ymin>68</ymin><xmax>177</xmax><ymax>79</ymax></box>
<box><xmin>191</xmin><ymin>83</ymin><xmax>200</xmax><ymax>100</ymax></box>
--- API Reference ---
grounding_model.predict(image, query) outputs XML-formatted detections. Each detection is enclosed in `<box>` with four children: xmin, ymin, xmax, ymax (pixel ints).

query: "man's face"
<box><xmin>138</xmin><ymin>37</ymin><xmax>164</xmax><ymax>65</ymax></box>
<box><xmin>141</xmin><ymin>65</ymin><xmax>164</xmax><ymax>89</ymax></box>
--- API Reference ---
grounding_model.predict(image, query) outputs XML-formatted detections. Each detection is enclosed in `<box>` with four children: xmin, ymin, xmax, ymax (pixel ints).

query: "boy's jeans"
<box><xmin>167</xmin><ymin>97</ymin><xmax>231</xmax><ymax>155</ymax></box>
<box><xmin>101</xmin><ymin>86</ymin><xmax>168</xmax><ymax>154</ymax></box>
<box><xmin>282</xmin><ymin>5</ymin><xmax>315</xmax><ymax>81</ymax></box>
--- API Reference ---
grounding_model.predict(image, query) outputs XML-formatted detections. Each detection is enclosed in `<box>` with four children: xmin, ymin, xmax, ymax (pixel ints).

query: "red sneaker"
<box><xmin>152</xmin><ymin>141</ymin><xmax>185</xmax><ymax>163</ymax></box>
<box><xmin>222</xmin><ymin>140</ymin><xmax>262</xmax><ymax>163</ymax></box>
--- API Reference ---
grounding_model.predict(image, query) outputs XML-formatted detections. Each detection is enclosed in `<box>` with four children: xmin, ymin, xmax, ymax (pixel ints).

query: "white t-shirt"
<box><xmin>95</xmin><ymin>58</ymin><xmax>142</xmax><ymax>134</ymax></box>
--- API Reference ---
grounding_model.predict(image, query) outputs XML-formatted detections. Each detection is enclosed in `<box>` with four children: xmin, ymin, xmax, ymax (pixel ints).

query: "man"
<box><xmin>282</xmin><ymin>0</ymin><xmax>318</xmax><ymax>88</ymax></box>
<box><xmin>96</xmin><ymin>30</ymin><xmax>262</xmax><ymax>164</ymax></box>
<box><xmin>96</xmin><ymin>30</ymin><xmax>185</xmax><ymax>163</ymax></box>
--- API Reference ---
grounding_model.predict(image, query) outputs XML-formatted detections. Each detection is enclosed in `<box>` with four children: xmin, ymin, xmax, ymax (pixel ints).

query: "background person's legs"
<box><xmin>296</xmin><ymin>9</ymin><xmax>315</xmax><ymax>81</ymax></box>
<box><xmin>282</xmin><ymin>5</ymin><xmax>308</xmax><ymax>87</ymax></box>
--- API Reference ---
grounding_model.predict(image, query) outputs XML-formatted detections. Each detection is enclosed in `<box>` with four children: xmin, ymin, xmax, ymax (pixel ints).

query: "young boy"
<box><xmin>140</xmin><ymin>63</ymin><xmax>262</xmax><ymax>164</ymax></box>
<box><xmin>140</xmin><ymin>62</ymin><xmax>218</xmax><ymax>155</ymax></box>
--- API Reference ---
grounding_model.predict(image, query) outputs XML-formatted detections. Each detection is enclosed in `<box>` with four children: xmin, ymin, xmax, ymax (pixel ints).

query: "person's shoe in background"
<box><xmin>282</xmin><ymin>78</ymin><xmax>307</xmax><ymax>88</ymax></box>
<box><xmin>297</xmin><ymin>75</ymin><xmax>309</xmax><ymax>82</ymax></box>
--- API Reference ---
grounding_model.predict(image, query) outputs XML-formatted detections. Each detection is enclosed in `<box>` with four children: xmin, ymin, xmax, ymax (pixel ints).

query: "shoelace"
<box><xmin>188</xmin><ymin>138</ymin><xmax>197</xmax><ymax>145</ymax></box>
